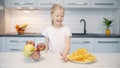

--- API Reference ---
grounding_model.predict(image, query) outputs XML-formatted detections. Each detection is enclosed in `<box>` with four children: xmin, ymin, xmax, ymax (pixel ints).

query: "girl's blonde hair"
<box><xmin>51</xmin><ymin>4</ymin><xmax>64</xmax><ymax>15</ymax></box>
<box><xmin>51</xmin><ymin>4</ymin><xmax>64</xmax><ymax>25</ymax></box>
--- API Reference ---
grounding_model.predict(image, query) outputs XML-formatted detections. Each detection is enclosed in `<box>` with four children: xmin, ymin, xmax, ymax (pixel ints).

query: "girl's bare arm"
<box><xmin>45</xmin><ymin>38</ymin><xmax>49</xmax><ymax>52</ymax></box>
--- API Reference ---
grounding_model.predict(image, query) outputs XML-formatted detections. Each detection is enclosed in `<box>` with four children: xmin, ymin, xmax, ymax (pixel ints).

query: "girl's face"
<box><xmin>51</xmin><ymin>9</ymin><xmax>64</xmax><ymax>27</ymax></box>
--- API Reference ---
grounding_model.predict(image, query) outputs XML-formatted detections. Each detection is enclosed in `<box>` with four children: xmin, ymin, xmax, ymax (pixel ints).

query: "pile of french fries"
<box><xmin>67</xmin><ymin>48</ymin><xmax>96</xmax><ymax>63</ymax></box>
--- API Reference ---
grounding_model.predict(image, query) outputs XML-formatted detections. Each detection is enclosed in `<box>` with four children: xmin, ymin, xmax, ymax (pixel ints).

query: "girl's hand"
<box><xmin>60</xmin><ymin>53</ymin><xmax>68</xmax><ymax>62</ymax></box>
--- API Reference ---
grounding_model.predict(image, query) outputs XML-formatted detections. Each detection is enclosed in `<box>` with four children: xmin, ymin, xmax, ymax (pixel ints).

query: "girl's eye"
<box><xmin>56</xmin><ymin>15</ymin><xmax>59</xmax><ymax>17</ymax></box>
<box><xmin>55</xmin><ymin>15</ymin><xmax>63</xmax><ymax>18</ymax></box>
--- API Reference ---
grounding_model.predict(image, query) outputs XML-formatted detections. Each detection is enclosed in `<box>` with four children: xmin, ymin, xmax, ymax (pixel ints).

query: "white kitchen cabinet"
<box><xmin>93</xmin><ymin>38</ymin><xmax>120</xmax><ymax>53</ymax></box>
<box><xmin>0</xmin><ymin>37</ymin><xmax>6</xmax><ymax>52</ymax></box>
<box><xmin>91</xmin><ymin>0</ymin><xmax>117</xmax><ymax>8</ymax></box>
<box><xmin>6</xmin><ymin>37</ymin><xmax>45</xmax><ymax>52</ymax></box>
<box><xmin>5</xmin><ymin>0</ymin><xmax>12</xmax><ymax>8</ymax></box>
<box><xmin>117</xmin><ymin>0</ymin><xmax>120</xmax><ymax>8</ymax></box>
<box><xmin>64</xmin><ymin>0</ymin><xmax>91</xmax><ymax>8</ymax></box>
<box><xmin>70</xmin><ymin>38</ymin><xmax>93</xmax><ymax>53</ymax></box>
<box><xmin>6</xmin><ymin>37</ymin><xmax>34</xmax><ymax>52</ymax></box>
<box><xmin>11</xmin><ymin>0</ymin><xmax>37</xmax><ymax>8</ymax></box>
<box><xmin>0</xmin><ymin>0</ymin><xmax>4</xmax><ymax>6</ymax></box>
<box><xmin>37</xmin><ymin>0</ymin><xmax>63</xmax><ymax>9</ymax></box>
<box><xmin>34</xmin><ymin>37</ymin><xmax>45</xmax><ymax>47</ymax></box>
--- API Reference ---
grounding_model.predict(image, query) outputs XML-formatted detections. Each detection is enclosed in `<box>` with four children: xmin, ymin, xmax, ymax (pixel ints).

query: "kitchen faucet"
<box><xmin>80</xmin><ymin>19</ymin><xmax>87</xmax><ymax>35</ymax></box>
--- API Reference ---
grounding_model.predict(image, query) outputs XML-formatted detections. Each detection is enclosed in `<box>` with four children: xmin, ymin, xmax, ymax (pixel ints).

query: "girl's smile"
<box><xmin>51</xmin><ymin>9</ymin><xmax>64</xmax><ymax>27</ymax></box>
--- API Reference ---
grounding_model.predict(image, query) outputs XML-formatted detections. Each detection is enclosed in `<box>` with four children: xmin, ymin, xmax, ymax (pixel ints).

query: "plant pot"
<box><xmin>106</xmin><ymin>29</ymin><xmax>110</xmax><ymax>36</ymax></box>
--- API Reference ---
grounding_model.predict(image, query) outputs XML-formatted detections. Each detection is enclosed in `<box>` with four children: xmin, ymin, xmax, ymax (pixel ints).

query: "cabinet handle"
<box><xmin>68</xmin><ymin>3</ymin><xmax>87</xmax><ymax>5</ymax></box>
<box><xmin>41</xmin><ymin>3</ymin><xmax>55</xmax><ymax>5</ymax></box>
<box><xmin>10</xmin><ymin>40</ymin><xmax>26</xmax><ymax>43</ymax></box>
<box><xmin>72</xmin><ymin>41</ymin><xmax>90</xmax><ymax>44</ymax></box>
<box><xmin>14</xmin><ymin>3</ymin><xmax>34</xmax><ymax>5</ymax></box>
<box><xmin>94</xmin><ymin>3</ymin><xmax>114</xmax><ymax>5</ymax></box>
<box><xmin>9</xmin><ymin>49</ymin><xmax>22</xmax><ymax>51</ymax></box>
<box><xmin>98</xmin><ymin>41</ymin><xmax>119</xmax><ymax>43</ymax></box>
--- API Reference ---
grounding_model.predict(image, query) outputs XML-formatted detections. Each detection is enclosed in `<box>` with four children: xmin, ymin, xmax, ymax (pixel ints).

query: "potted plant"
<box><xmin>103</xmin><ymin>18</ymin><xmax>113</xmax><ymax>36</ymax></box>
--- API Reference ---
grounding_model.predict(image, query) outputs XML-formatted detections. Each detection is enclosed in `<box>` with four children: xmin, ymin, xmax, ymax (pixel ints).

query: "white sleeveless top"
<box><xmin>42</xmin><ymin>25</ymin><xmax>72</xmax><ymax>53</ymax></box>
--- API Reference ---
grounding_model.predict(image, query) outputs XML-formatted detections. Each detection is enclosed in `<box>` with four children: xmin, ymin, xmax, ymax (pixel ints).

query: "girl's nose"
<box><xmin>58</xmin><ymin>16</ymin><xmax>63</xmax><ymax>19</ymax></box>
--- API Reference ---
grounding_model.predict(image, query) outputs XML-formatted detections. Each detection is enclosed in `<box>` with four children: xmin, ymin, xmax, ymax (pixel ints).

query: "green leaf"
<box><xmin>103</xmin><ymin>18</ymin><xmax>113</xmax><ymax>27</ymax></box>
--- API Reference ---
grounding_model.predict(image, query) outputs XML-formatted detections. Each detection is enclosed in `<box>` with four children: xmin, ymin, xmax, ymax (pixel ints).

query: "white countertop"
<box><xmin>0</xmin><ymin>52</ymin><xmax>120</xmax><ymax>68</ymax></box>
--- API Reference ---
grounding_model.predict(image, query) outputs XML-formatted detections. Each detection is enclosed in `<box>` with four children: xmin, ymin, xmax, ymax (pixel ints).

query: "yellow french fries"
<box><xmin>68</xmin><ymin>48</ymin><xmax>96</xmax><ymax>63</ymax></box>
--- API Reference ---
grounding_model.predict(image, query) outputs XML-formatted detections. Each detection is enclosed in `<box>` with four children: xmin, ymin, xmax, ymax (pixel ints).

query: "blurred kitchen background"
<box><xmin>0</xmin><ymin>0</ymin><xmax>120</xmax><ymax>34</ymax></box>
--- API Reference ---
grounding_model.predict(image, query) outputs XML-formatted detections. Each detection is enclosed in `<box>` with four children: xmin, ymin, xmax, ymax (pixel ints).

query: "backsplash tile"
<box><xmin>5</xmin><ymin>9</ymin><xmax>119</xmax><ymax>34</ymax></box>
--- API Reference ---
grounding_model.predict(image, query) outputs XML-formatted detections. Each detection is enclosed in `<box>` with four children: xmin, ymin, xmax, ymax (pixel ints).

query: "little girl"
<box><xmin>42</xmin><ymin>4</ymin><xmax>72</xmax><ymax>62</ymax></box>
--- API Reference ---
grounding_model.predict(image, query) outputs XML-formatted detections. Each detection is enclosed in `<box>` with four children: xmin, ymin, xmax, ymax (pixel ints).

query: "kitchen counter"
<box><xmin>0</xmin><ymin>33</ymin><xmax>44</xmax><ymax>37</ymax></box>
<box><xmin>72</xmin><ymin>33</ymin><xmax>120</xmax><ymax>38</ymax></box>
<box><xmin>0</xmin><ymin>52</ymin><xmax>120</xmax><ymax>68</ymax></box>
<box><xmin>0</xmin><ymin>33</ymin><xmax>120</xmax><ymax>38</ymax></box>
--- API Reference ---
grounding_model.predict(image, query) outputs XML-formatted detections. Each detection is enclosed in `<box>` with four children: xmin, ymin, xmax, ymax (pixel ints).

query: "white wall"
<box><xmin>5</xmin><ymin>8</ymin><xmax>119</xmax><ymax>34</ymax></box>
<box><xmin>5</xmin><ymin>9</ymin><xmax>51</xmax><ymax>33</ymax></box>
<box><xmin>113</xmin><ymin>9</ymin><xmax>120</xmax><ymax>35</ymax></box>
<box><xmin>65</xmin><ymin>9</ymin><xmax>114</xmax><ymax>34</ymax></box>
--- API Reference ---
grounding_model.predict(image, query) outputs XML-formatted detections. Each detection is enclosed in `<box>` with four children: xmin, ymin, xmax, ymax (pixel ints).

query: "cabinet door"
<box><xmin>34</xmin><ymin>37</ymin><xmax>45</xmax><ymax>46</ymax></box>
<box><xmin>6</xmin><ymin>37</ymin><xmax>34</xmax><ymax>52</ymax></box>
<box><xmin>0</xmin><ymin>0</ymin><xmax>4</xmax><ymax>11</ymax></box>
<box><xmin>5</xmin><ymin>0</ymin><xmax>12</xmax><ymax>8</ymax></box>
<box><xmin>0</xmin><ymin>0</ymin><xmax>4</xmax><ymax>6</ymax></box>
<box><xmin>11</xmin><ymin>0</ymin><xmax>37</xmax><ymax>8</ymax></box>
<box><xmin>64</xmin><ymin>0</ymin><xmax>91</xmax><ymax>8</ymax></box>
<box><xmin>0</xmin><ymin>37</ymin><xmax>6</xmax><ymax>52</ymax></box>
<box><xmin>37</xmin><ymin>0</ymin><xmax>63</xmax><ymax>8</ymax></box>
<box><xmin>93</xmin><ymin>38</ymin><xmax>120</xmax><ymax>53</ymax></box>
<box><xmin>117</xmin><ymin>0</ymin><xmax>120</xmax><ymax>8</ymax></box>
<box><xmin>91</xmin><ymin>0</ymin><xmax>117</xmax><ymax>8</ymax></box>
<box><xmin>70</xmin><ymin>38</ymin><xmax>93</xmax><ymax>53</ymax></box>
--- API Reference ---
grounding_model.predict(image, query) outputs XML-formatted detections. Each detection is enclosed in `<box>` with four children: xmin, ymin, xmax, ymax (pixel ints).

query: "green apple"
<box><xmin>23</xmin><ymin>44</ymin><xmax>35</xmax><ymax>57</ymax></box>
